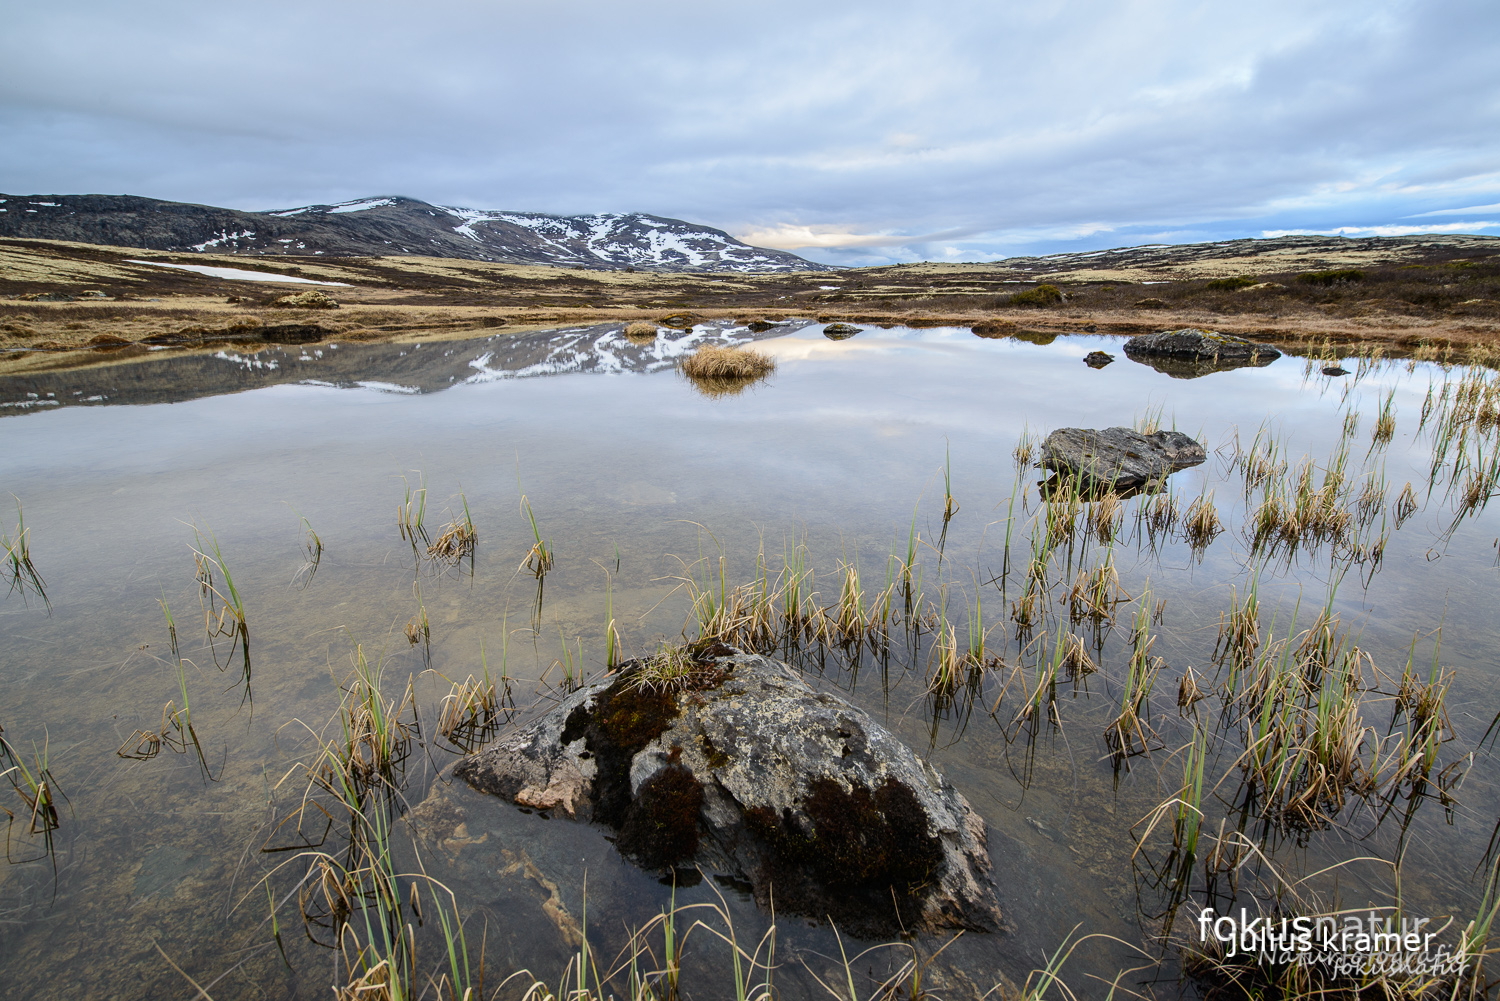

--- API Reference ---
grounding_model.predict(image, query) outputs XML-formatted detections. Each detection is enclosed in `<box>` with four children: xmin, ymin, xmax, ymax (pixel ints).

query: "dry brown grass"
<box><xmin>680</xmin><ymin>343</ymin><xmax>775</xmax><ymax>382</ymax></box>
<box><xmin>623</xmin><ymin>320</ymin><xmax>658</xmax><ymax>343</ymax></box>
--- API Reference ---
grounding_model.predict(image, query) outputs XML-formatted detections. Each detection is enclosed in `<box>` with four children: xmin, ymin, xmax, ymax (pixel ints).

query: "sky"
<box><xmin>2</xmin><ymin>0</ymin><xmax>1498</xmax><ymax>267</ymax></box>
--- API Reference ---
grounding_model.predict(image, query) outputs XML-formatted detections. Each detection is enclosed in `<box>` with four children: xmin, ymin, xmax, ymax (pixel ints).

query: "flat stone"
<box><xmin>1123</xmin><ymin>328</ymin><xmax>1280</xmax><ymax>379</ymax></box>
<box><xmin>823</xmin><ymin>323</ymin><xmax>861</xmax><ymax>339</ymax></box>
<box><xmin>453</xmin><ymin>646</ymin><xmax>999</xmax><ymax>936</ymax></box>
<box><xmin>1038</xmin><ymin>426</ymin><xmax>1206</xmax><ymax>494</ymax></box>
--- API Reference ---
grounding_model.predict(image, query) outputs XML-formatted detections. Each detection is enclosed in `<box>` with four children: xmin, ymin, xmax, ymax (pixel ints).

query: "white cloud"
<box><xmin>1406</xmin><ymin>203</ymin><xmax>1500</xmax><ymax>217</ymax></box>
<box><xmin>0</xmin><ymin>0</ymin><xmax>1497</xmax><ymax>263</ymax></box>
<box><xmin>1262</xmin><ymin>222</ymin><xmax>1500</xmax><ymax>238</ymax></box>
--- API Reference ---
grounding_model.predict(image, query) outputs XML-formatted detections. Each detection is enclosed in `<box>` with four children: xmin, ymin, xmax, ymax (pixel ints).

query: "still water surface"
<box><xmin>2</xmin><ymin>321</ymin><xmax>1497</xmax><ymax>998</ymax></box>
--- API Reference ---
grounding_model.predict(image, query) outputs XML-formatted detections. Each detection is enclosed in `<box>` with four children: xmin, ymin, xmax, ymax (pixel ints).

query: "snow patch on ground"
<box><xmin>192</xmin><ymin>229</ymin><xmax>256</xmax><ymax>252</ymax></box>
<box><xmin>127</xmin><ymin>261</ymin><xmax>352</xmax><ymax>285</ymax></box>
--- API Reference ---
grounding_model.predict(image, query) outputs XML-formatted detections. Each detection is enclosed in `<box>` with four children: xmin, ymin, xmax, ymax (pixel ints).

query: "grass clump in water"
<box><xmin>1</xmin><ymin>724</ymin><xmax>65</xmax><ymax>866</ymax></box>
<box><xmin>1</xmin><ymin>497</ymin><xmax>48</xmax><ymax>610</ymax></box>
<box><xmin>623</xmin><ymin>321</ymin><xmax>658</xmax><ymax>343</ymax></box>
<box><xmin>190</xmin><ymin>525</ymin><xmax>252</xmax><ymax>702</ymax></box>
<box><xmin>427</xmin><ymin>493</ymin><xmax>477</xmax><ymax>566</ymax></box>
<box><xmin>679</xmin><ymin>343</ymin><xmax>775</xmax><ymax>395</ymax></box>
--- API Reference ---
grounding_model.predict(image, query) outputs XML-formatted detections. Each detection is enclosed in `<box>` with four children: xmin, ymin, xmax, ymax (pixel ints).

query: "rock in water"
<box><xmin>1039</xmin><ymin>426</ymin><xmax>1206</xmax><ymax>494</ymax></box>
<box><xmin>453</xmin><ymin>645</ymin><xmax>999</xmax><ymax>936</ymax></box>
<box><xmin>823</xmin><ymin>323</ymin><xmax>860</xmax><ymax>339</ymax></box>
<box><xmin>1123</xmin><ymin>327</ymin><xmax>1279</xmax><ymax>378</ymax></box>
<box><xmin>1083</xmin><ymin>351</ymin><xmax>1114</xmax><ymax>368</ymax></box>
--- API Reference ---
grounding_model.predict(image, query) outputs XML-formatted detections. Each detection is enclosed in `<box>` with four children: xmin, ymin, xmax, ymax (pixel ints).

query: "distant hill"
<box><xmin>0</xmin><ymin>193</ymin><xmax>824</xmax><ymax>273</ymax></box>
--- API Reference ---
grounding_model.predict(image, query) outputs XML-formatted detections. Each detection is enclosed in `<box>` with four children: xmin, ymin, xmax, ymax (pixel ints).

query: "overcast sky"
<box><xmin>3</xmin><ymin>0</ymin><xmax>1498</xmax><ymax>266</ymax></box>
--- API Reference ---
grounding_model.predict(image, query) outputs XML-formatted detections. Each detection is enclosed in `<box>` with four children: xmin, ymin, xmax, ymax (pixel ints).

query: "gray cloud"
<box><xmin>2</xmin><ymin>0</ymin><xmax>1497</xmax><ymax>265</ymax></box>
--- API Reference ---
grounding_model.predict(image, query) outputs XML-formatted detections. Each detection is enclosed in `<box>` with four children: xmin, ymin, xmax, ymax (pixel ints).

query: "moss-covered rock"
<box><xmin>452</xmin><ymin>648</ymin><xmax>999</xmax><ymax>936</ymax></box>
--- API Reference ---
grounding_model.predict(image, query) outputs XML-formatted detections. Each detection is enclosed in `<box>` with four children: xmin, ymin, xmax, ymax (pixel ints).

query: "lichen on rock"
<box><xmin>1038</xmin><ymin>426</ymin><xmax>1207</xmax><ymax>495</ymax></box>
<box><xmin>451</xmin><ymin>646</ymin><xmax>999</xmax><ymax>935</ymax></box>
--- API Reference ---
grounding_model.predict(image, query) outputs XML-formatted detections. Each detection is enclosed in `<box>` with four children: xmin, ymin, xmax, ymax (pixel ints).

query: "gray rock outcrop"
<box><xmin>453</xmin><ymin>644</ymin><xmax>999</xmax><ymax>936</ymax></box>
<box><xmin>1124</xmin><ymin>327</ymin><xmax>1280</xmax><ymax>378</ymax></box>
<box><xmin>823</xmin><ymin>323</ymin><xmax>860</xmax><ymax>339</ymax></box>
<box><xmin>1039</xmin><ymin>426</ymin><xmax>1206</xmax><ymax>494</ymax></box>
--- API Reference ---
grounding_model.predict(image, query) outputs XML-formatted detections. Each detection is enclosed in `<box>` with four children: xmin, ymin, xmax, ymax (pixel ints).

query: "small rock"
<box><xmin>823</xmin><ymin>323</ymin><xmax>860</xmax><ymax>340</ymax></box>
<box><xmin>658</xmin><ymin>313</ymin><xmax>698</xmax><ymax>329</ymax></box>
<box><xmin>744</xmin><ymin>319</ymin><xmax>776</xmax><ymax>332</ymax></box>
<box><xmin>270</xmin><ymin>289</ymin><xmax>339</xmax><ymax>309</ymax></box>
<box><xmin>1039</xmin><ymin>426</ymin><xmax>1206</xmax><ymax>494</ymax></box>
<box><xmin>1133</xmin><ymin>297</ymin><xmax>1167</xmax><ymax>309</ymax></box>
<box><xmin>1321</xmin><ymin>366</ymin><xmax>1349</xmax><ymax>377</ymax></box>
<box><xmin>453</xmin><ymin>647</ymin><xmax>999</xmax><ymax>936</ymax></box>
<box><xmin>1083</xmin><ymin>351</ymin><xmax>1114</xmax><ymax>368</ymax></box>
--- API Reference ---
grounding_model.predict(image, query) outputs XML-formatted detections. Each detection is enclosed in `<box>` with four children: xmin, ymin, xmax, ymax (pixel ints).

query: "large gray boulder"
<box><xmin>1124</xmin><ymin>327</ymin><xmax>1279</xmax><ymax>378</ymax></box>
<box><xmin>1039</xmin><ymin>426</ymin><xmax>1206</xmax><ymax>494</ymax></box>
<box><xmin>454</xmin><ymin>644</ymin><xmax>999</xmax><ymax>936</ymax></box>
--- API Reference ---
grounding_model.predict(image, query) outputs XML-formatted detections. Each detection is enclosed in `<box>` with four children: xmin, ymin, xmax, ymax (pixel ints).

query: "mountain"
<box><xmin>0</xmin><ymin>193</ymin><xmax>823</xmax><ymax>273</ymax></box>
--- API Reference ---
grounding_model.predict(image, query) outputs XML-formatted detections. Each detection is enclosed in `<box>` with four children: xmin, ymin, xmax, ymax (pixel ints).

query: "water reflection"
<box><xmin>0</xmin><ymin>322</ymin><xmax>1497</xmax><ymax>999</ymax></box>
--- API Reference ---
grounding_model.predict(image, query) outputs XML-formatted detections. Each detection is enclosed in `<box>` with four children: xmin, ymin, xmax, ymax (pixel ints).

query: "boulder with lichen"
<box><xmin>453</xmin><ymin>645</ymin><xmax>999</xmax><ymax>936</ymax></box>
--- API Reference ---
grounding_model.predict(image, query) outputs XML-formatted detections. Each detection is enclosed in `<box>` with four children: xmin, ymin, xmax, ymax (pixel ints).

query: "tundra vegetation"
<box><xmin>2</xmin><ymin>237</ymin><xmax>1498</xmax><ymax>372</ymax></box>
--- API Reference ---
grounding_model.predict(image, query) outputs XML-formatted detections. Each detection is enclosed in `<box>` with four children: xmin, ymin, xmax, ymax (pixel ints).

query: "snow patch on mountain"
<box><xmin>328</xmin><ymin>197</ymin><xmax>397</xmax><ymax>214</ymax></box>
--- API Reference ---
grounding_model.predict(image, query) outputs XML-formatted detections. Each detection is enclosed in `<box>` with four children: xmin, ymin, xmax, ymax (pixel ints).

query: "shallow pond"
<box><xmin>2</xmin><ymin>320</ymin><xmax>1499</xmax><ymax>999</ymax></box>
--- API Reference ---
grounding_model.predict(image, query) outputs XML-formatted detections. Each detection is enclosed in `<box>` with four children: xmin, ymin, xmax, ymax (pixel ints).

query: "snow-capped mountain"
<box><xmin>0</xmin><ymin>193</ymin><xmax>823</xmax><ymax>273</ymax></box>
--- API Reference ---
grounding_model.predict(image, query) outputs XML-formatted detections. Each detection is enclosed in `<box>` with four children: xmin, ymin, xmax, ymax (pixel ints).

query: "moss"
<box><xmin>1013</xmin><ymin>330</ymin><xmax>1057</xmax><ymax>346</ymax></box>
<box><xmin>617</xmin><ymin>761</ymin><xmax>703</xmax><ymax>868</ymax></box>
<box><xmin>746</xmin><ymin>776</ymin><xmax>944</xmax><ymax>933</ymax></box>
<box><xmin>1008</xmin><ymin>283</ymin><xmax>1063</xmax><ymax>307</ymax></box>
<box><xmin>568</xmin><ymin>672</ymin><xmax>682</xmax><ymax>827</ymax></box>
<box><xmin>1206</xmin><ymin>275</ymin><xmax>1258</xmax><ymax>290</ymax></box>
<box><xmin>701</xmin><ymin>733</ymin><xmax>730</xmax><ymax>769</ymax></box>
<box><xmin>970</xmin><ymin>319</ymin><xmax>1017</xmax><ymax>338</ymax></box>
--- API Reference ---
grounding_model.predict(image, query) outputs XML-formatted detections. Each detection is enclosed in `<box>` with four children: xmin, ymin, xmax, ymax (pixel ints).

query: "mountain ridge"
<box><xmin>0</xmin><ymin>193</ymin><xmax>825</xmax><ymax>273</ymax></box>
